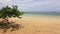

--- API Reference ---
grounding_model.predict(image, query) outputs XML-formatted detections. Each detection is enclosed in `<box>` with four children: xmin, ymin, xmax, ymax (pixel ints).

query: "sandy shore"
<box><xmin>0</xmin><ymin>16</ymin><xmax>60</xmax><ymax>34</ymax></box>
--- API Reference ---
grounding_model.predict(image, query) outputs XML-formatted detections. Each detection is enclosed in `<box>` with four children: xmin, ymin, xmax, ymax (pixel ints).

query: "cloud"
<box><xmin>0</xmin><ymin>0</ymin><xmax>60</xmax><ymax>12</ymax></box>
<box><xmin>21</xmin><ymin>0</ymin><xmax>60</xmax><ymax>12</ymax></box>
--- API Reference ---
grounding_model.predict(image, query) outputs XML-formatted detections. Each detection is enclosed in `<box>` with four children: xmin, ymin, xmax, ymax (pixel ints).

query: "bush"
<box><xmin>0</xmin><ymin>5</ymin><xmax>23</xmax><ymax>33</ymax></box>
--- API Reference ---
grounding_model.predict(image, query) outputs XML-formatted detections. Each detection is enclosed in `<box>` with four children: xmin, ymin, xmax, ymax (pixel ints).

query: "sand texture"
<box><xmin>0</xmin><ymin>16</ymin><xmax>60</xmax><ymax>34</ymax></box>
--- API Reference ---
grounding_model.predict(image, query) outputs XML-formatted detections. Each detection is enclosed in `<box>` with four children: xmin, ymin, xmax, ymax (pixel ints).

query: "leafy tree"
<box><xmin>0</xmin><ymin>5</ymin><xmax>23</xmax><ymax>22</ymax></box>
<box><xmin>0</xmin><ymin>5</ymin><xmax>23</xmax><ymax>33</ymax></box>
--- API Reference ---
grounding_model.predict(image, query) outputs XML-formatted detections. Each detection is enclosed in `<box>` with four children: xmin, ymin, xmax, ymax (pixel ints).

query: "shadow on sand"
<box><xmin>0</xmin><ymin>21</ymin><xmax>23</xmax><ymax>33</ymax></box>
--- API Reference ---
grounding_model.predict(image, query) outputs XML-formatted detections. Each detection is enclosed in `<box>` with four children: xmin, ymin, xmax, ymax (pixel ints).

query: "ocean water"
<box><xmin>24</xmin><ymin>12</ymin><xmax>60</xmax><ymax>17</ymax></box>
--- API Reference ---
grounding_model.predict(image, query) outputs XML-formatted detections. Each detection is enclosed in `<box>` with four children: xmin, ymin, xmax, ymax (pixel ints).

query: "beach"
<box><xmin>0</xmin><ymin>15</ymin><xmax>60</xmax><ymax>34</ymax></box>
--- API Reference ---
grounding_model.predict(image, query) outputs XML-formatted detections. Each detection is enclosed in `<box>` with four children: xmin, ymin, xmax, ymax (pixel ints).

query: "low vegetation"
<box><xmin>0</xmin><ymin>5</ymin><xmax>23</xmax><ymax>33</ymax></box>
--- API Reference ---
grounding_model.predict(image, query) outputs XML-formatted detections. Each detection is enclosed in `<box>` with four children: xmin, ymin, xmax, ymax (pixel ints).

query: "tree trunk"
<box><xmin>3</xmin><ymin>17</ymin><xmax>9</xmax><ymax>24</ymax></box>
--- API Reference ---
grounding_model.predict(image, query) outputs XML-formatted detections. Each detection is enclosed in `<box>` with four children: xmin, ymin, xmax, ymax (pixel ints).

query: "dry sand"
<box><xmin>0</xmin><ymin>16</ymin><xmax>60</xmax><ymax>34</ymax></box>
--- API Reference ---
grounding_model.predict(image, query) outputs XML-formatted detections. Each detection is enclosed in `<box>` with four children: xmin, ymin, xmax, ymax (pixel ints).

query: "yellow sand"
<box><xmin>0</xmin><ymin>16</ymin><xmax>60</xmax><ymax>34</ymax></box>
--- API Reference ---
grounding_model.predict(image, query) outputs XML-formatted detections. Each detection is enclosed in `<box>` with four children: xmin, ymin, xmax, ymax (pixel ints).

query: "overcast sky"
<box><xmin>0</xmin><ymin>0</ymin><xmax>60</xmax><ymax>12</ymax></box>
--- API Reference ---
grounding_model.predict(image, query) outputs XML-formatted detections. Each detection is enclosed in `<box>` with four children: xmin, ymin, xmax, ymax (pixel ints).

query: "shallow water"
<box><xmin>24</xmin><ymin>12</ymin><xmax>60</xmax><ymax>18</ymax></box>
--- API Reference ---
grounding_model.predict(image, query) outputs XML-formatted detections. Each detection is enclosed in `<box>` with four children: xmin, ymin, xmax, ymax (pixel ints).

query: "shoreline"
<box><xmin>23</xmin><ymin>14</ymin><xmax>60</xmax><ymax>18</ymax></box>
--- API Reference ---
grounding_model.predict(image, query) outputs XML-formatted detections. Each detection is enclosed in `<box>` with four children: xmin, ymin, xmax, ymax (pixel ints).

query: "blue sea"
<box><xmin>23</xmin><ymin>12</ymin><xmax>60</xmax><ymax>17</ymax></box>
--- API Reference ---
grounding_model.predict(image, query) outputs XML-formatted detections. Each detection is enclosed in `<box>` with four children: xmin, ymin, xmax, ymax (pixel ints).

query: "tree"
<box><xmin>0</xmin><ymin>5</ymin><xmax>23</xmax><ymax>33</ymax></box>
<box><xmin>0</xmin><ymin>5</ymin><xmax>23</xmax><ymax>22</ymax></box>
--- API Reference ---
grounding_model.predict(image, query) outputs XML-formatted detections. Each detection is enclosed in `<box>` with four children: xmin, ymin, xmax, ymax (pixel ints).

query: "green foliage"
<box><xmin>0</xmin><ymin>5</ymin><xmax>23</xmax><ymax>18</ymax></box>
<box><xmin>0</xmin><ymin>5</ymin><xmax>24</xmax><ymax>33</ymax></box>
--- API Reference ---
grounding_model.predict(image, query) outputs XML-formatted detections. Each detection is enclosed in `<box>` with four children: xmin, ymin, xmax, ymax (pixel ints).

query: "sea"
<box><xmin>23</xmin><ymin>12</ymin><xmax>60</xmax><ymax>17</ymax></box>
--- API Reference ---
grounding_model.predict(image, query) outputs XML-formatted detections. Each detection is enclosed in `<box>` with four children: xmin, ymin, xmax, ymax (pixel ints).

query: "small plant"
<box><xmin>0</xmin><ymin>5</ymin><xmax>23</xmax><ymax>33</ymax></box>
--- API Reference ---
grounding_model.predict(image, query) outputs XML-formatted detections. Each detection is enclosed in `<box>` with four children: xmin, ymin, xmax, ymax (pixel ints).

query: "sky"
<box><xmin>0</xmin><ymin>0</ymin><xmax>60</xmax><ymax>12</ymax></box>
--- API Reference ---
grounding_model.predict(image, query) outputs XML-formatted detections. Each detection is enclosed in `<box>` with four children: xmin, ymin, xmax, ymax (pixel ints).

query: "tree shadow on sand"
<box><xmin>0</xmin><ymin>21</ymin><xmax>23</xmax><ymax>33</ymax></box>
